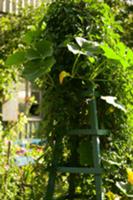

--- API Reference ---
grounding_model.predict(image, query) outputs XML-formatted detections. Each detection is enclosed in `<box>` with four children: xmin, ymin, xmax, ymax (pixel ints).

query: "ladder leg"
<box><xmin>45</xmin><ymin>167</ymin><xmax>56</xmax><ymax>200</ymax></box>
<box><xmin>92</xmin><ymin>136</ymin><xmax>102</xmax><ymax>200</ymax></box>
<box><xmin>90</xmin><ymin>92</ymin><xmax>102</xmax><ymax>200</ymax></box>
<box><xmin>95</xmin><ymin>174</ymin><xmax>102</xmax><ymax>200</ymax></box>
<box><xmin>68</xmin><ymin>136</ymin><xmax>79</xmax><ymax>199</ymax></box>
<box><xmin>45</xmin><ymin>136</ymin><xmax>62</xmax><ymax>200</ymax></box>
<box><xmin>68</xmin><ymin>173</ymin><xmax>76</xmax><ymax>199</ymax></box>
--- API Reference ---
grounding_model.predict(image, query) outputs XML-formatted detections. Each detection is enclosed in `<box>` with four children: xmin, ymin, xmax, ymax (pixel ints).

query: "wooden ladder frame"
<box><xmin>45</xmin><ymin>88</ymin><xmax>108</xmax><ymax>200</ymax></box>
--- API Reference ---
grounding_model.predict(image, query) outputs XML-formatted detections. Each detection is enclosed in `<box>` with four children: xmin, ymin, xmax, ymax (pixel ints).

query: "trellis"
<box><xmin>46</xmin><ymin>88</ymin><xmax>109</xmax><ymax>200</ymax></box>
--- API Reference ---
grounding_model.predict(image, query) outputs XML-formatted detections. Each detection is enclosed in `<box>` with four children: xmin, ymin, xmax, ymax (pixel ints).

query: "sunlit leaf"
<box><xmin>88</xmin><ymin>57</ymin><xmax>95</xmax><ymax>63</ymax></box>
<box><xmin>117</xmin><ymin>42</ymin><xmax>126</xmax><ymax>55</ymax></box>
<box><xmin>101</xmin><ymin>96</ymin><xmax>126</xmax><ymax>112</ymax></box>
<box><xmin>127</xmin><ymin>48</ymin><xmax>133</xmax><ymax>65</ymax></box>
<box><xmin>23</xmin><ymin>30</ymin><xmax>39</xmax><ymax>45</ymax></box>
<box><xmin>101</xmin><ymin>43</ymin><xmax>120</xmax><ymax>60</ymax></box>
<box><xmin>106</xmin><ymin>191</ymin><xmax>116</xmax><ymax>200</ymax></box>
<box><xmin>75</xmin><ymin>37</ymin><xmax>100</xmax><ymax>55</ymax></box>
<box><xmin>101</xmin><ymin>42</ymin><xmax>133</xmax><ymax>68</ymax></box>
<box><xmin>75</xmin><ymin>37</ymin><xmax>88</xmax><ymax>47</ymax></box>
<box><xmin>116</xmin><ymin>181</ymin><xmax>133</xmax><ymax>197</ymax></box>
<box><xmin>67</xmin><ymin>43</ymin><xmax>83</xmax><ymax>55</ymax></box>
<box><xmin>76</xmin><ymin>37</ymin><xmax>99</xmax><ymax>48</ymax></box>
<box><xmin>102</xmin><ymin>158</ymin><xmax>121</xmax><ymax>166</ymax></box>
<box><xmin>120</xmin><ymin>59</ymin><xmax>129</xmax><ymax>68</ymax></box>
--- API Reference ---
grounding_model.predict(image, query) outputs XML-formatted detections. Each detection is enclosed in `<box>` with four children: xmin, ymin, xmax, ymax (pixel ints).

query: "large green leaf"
<box><xmin>24</xmin><ymin>67</ymin><xmax>43</xmax><ymax>81</ymax></box>
<box><xmin>23</xmin><ymin>59</ymin><xmax>41</xmax><ymax>73</ymax></box>
<box><xmin>75</xmin><ymin>37</ymin><xmax>88</xmax><ymax>47</ymax></box>
<box><xmin>23</xmin><ymin>60</ymin><xmax>43</xmax><ymax>81</ymax></box>
<box><xmin>35</xmin><ymin>40</ymin><xmax>53</xmax><ymax>59</ymax></box>
<box><xmin>42</xmin><ymin>56</ymin><xmax>56</xmax><ymax>73</ymax></box>
<box><xmin>101</xmin><ymin>42</ymin><xmax>133</xmax><ymax>68</ymax></box>
<box><xmin>101</xmin><ymin>96</ymin><xmax>126</xmax><ymax>112</ymax></box>
<box><xmin>67</xmin><ymin>43</ymin><xmax>84</xmax><ymax>55</ymax></box>
<box><xmin>23</xmin><ymin>30</ymin><xmax>39</xmax><ymax>45</ymax></box>
<box><xmin>78</xmin><ymin>139</ymin><xmax>93</xmax><ymax>166</ymax></box>
<box><xmin>6</xmin><ymin>51</ymin><xmax>26</xmax><ymax>66</ymax></box>
<box><xmin>23</xmin><ymin>56</ymin><xmax>55</xmax><ymax>81</ymax></box>
<box><xmin>127</xmin><ymin>48</ymin><xmax>133</xmax><ymax>65</ymax></box>
<box><xmin>101</xmin><ymin>43</ymin><xmax>120</xmax><ymax>60</ymax></box>
<box><xmin>68</xmin><ymin>37</ymin><xmax>101</xmax><ymax>56</ymax></box>
<box><xmin>76</xmin><ymin>37</ymin><xmax>99</xmax><ymax>48</ymax></box>
<box><xmin>26</xmin><ymin>48</ymin><xmax>40</xmax><ymax>61</ymax></box>
<box><xmin>75</xmin><ymin>37</ymin><xmax>101</xmax><ymax>55</ymax></box>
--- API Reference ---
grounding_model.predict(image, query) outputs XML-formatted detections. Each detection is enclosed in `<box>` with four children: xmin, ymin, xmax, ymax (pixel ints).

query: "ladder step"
<box><xmin>57</xmin><ymin>167</ymin><xmax>103</xmax><ymax>174</ymax></box>
<box><xmin>68</xmin><ymin>129</ymin><xmax>109</xmax><ymax>136</ymax></box>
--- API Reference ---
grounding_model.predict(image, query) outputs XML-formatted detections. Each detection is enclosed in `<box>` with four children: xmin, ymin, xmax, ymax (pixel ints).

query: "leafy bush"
<box><xmin>0</xmin><ymin>117</ymin><xmax>47</xmax><ymax>200</ymax></box>
<box><xmin>5</xmin><ymin>0</ymin><xmax>133</xmax><ymax>199</ymax></box>
<box><xmin>0</xmin><ymin>4</ymin><xmax>48</xmax><ymax>200</ymax></box>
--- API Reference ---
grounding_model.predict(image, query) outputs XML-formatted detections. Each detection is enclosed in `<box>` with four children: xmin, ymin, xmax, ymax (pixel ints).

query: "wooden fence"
<box><xmin>0</xmin><ymin>0</ymin><xmax>41</xmax><ymax>14</ymax></box>
<box><xmin>18</xmin><ymin>117</ymin><xmax>42</xmax><ymax>139</ymax></box>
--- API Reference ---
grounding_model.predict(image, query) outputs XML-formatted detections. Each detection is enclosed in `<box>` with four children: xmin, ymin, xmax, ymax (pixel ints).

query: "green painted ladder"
<box><xmin>45</xmin><ymin>89</ymin><xmax>108</xmax><ymax>200</ymax></box>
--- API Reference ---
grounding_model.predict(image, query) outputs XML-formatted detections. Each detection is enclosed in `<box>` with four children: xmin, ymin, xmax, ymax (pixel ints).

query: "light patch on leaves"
<box><xmin>101</xmin><ymin>96</ymin><xmax>126</xmax><ymax>112</ymax></box>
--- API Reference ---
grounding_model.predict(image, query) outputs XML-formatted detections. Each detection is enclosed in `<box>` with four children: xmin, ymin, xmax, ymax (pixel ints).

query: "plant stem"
<box><xmin>72</xmin><ymin>54</ymin><xmax>80</xmax><ymax>77</ymax></box>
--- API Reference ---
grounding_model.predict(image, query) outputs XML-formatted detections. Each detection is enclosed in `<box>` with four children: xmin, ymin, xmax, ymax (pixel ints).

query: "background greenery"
<box><xmin>0</xmin><ymin>0</ymin><xmax>133</xmax><ymax>199</ymax></box>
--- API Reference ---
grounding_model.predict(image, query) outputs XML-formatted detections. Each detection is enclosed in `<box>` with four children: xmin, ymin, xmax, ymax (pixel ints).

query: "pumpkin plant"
<box><xmin>6</xmin><ymin>0</ymin><xmax>133</xmax><ymax>198</ymax></box>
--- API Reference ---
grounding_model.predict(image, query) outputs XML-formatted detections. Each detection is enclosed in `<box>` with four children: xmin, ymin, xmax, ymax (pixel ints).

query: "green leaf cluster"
<box><xmin>6</xmin><ymin>39</ymin><xmax>55</xmax><ymax>81</ymax></box>
<box><xmin>0</xmin><ymin>5</ymin><xmax>44</xmax><ymax>102</ymax></box>
<box><xmin>5</xmin><ymin>0</ymin><xmax>133</xmax><ymax>198</ymax></box>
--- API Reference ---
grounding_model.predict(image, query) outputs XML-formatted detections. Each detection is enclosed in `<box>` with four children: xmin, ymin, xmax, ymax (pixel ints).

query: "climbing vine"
<box><xmin>6</xmin><ymin>0</ymin><xmax>133</xmax><ymax>198</ymax></box>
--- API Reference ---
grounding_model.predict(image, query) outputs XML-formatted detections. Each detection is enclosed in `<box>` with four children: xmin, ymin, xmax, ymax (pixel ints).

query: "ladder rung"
<box><xmin>57</xmin><ymin>167</ymin><xmax>103</xmax><ymax>174</ymax></box>
<box><xmin>68</xmin><ymin>129</ymin><xmax>109</xmax><ymax>136</ymax></box>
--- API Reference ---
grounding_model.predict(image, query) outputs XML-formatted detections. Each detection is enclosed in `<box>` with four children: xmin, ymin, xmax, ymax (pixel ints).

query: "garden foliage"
<box><xmin>2</xmin><ymin>0</ymin><xmax>133</xmax><ymax>199</ymax></box>
<box><xmin>0</xmin><ymin>5</ymin><xmax>48</xmax><ymax>200</ymax></box>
